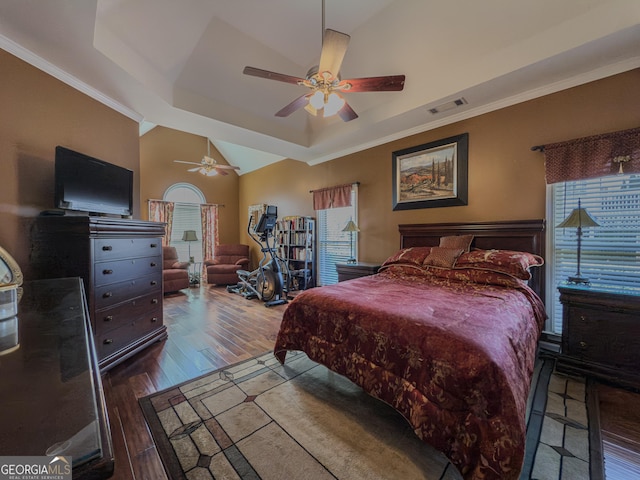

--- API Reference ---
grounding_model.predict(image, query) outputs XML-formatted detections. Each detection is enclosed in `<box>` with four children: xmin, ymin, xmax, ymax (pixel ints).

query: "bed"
<box><xmin>274</xmin><ymin>220</ymin><xmax>547</xmax><ymax>480</ymax></box>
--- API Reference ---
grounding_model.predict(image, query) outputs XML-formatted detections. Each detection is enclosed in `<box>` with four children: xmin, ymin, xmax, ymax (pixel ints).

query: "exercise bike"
<box><xmin>227</xmin><ymin>205</ymin><xmax>289</xmax><ymax>307</ymax></box>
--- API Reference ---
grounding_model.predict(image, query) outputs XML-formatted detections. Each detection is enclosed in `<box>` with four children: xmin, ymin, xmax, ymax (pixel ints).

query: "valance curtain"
<box><xmin>312</xmin><ymin>183</ymin><xmax>353</xmax><ymax>210</ymax></box>
<box><xmin>542</xmin><ymin>126</ymin><xmax>640</xmax><ymax>184</ymax></box>
<box><xmin>200</xmin><ymin>204</ymin><xmax>219</xmax><ymax>280</ymax></box>
<box><xmin>148</xmin><ymin>200</ymin><xmax>174</xmax><ymax>245</ymax></box>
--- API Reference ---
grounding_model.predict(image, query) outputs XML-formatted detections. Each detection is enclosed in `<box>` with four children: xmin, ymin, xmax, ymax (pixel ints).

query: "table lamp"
<box><xmin>182</xmin><ymin>230</ymin><xmax>198</xmax><ymax>263</ymax></box>
<box><xmin>557</xmin><ymin>199</ymin><xmax>599</xmax><ymax>284</ymax></box>
<box><xmin>342</xmin><ymin>219</ymin><xmax>360</xmax><ymax>264</ymax></box>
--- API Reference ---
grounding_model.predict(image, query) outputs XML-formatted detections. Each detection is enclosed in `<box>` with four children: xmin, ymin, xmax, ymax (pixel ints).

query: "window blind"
<box><xmin>164</xmin><ymin>183</ymin><xmax>206</xmax><ymax>264</ymax></box>
<box><xmin>549</xmin><ymin>173</ymin><xmax>640</xmax><ymax>333</ymax></box>
<box><xmin>316</xmin><ymin>187</ymin><xmax>358</xmax><ymax>286</ymax></box>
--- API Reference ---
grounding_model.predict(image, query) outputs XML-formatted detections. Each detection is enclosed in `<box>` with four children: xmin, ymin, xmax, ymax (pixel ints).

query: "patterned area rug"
<box><xmin>139</xmin><ymin>351</ymin><xmax>589</xmax><ymax>480</ymax></box>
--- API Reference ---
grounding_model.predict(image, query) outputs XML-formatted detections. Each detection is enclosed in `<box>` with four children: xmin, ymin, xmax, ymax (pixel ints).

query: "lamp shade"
<box><xmin>557</xmin><ymin>206</ymin><xmax>599</xmax><ymax>228</ymax></box>
<box><xmin>182</xmin><ymin>230</ymin><xmax>198</xmax><ymax>242</ymax></box>
<box><xmin>342</xmin><ymin>220</ymin><xmax>360</xmax><ymax>232</ymax></box>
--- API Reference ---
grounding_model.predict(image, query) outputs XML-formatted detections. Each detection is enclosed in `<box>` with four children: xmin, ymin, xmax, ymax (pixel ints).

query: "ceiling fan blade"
<box><xmin>275</xmin><ymin>94</ymin><xmax>310</xmax><ymax>117</ymax></box>
<box><xmin>187</xmin><ymin>167</ymin><xmax>201</xmax><ymax>172</ymax></box>
<box><xmin>215</xmin><ymin>164</ymin><xmax>240</xmax><ymax>170</ymax></box>
<box><xmin>339</xmin><ymin>75</ymin><xmax>406</xmax><ymax>92</ymax></box>
<box><xmin>174</xmin><ymin>160</ymin><xmax>202</xmax><ymax>166</ymax></box>
<box><xmin>338</xmin><ymin>101</ymin><xmax>358</xmax><ymax>122</ymax></box>
<box><xmin>243</xmin><ymin>66</ymin><xmax>305</xmax><ymax>85</ymax></box>
<box><xmin>215</xmin><ymin>168</ymin><xmax>230</xmax><ymax>176</ymax></box>
<box><xmin>318</xmin><ymin>29</ymin><xmax>350</xmax><ymax>78</ymax></box>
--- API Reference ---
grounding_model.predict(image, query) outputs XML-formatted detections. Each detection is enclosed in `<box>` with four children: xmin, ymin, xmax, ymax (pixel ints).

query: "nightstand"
<box><xmin>557</xmin><ymin>285</ymin><xmax>640</xmax><ymax>390</ymax></box>
<box><xmin>336</xmin><ymin>262</ymin><xmax>381</xmax><ymax>282</ymax></box>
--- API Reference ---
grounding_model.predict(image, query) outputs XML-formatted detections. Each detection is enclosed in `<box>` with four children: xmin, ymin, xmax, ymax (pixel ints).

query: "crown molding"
<box><xmin>0</xmin><ymin>34</ymin><xmax>143</xmax><ymax>123</ymax></box>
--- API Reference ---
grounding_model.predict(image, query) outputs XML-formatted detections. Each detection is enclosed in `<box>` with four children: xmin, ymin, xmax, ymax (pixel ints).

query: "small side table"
<box><xmin>557</xmin><ymin>284</ymin><xmax>640</xmax><ymax>390</ymax></box>
<box><xmin>336</xmin><ymin>262</ymin><xmax>381</xmax><ymax>282</ymax></box>
<box><xmin>189</xmin><ymin>262</ymin><xmax>202</xmax><ymax>287</ymax></box>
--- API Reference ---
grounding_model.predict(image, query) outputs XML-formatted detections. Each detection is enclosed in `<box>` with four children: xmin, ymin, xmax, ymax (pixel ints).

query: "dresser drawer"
<box><xmin>94</xmin><ymin>293</ymin><xmax>163</xmax><ymax>336</ymax></box>
<box><xmin>94</xmin><ymin>272</ymin><xmax>162</xmax><ymax>310</ymax></box>
<box><xmin>96</xmin><ymin>318</ymin><xmax>163</xmax><ymax>360</ymax></box>
<box><xmin>566</xmin><ymin>305</ymin><xmax>640</xmax><ymax>370</ymax></box>
<box><xmin>94</xmin><ymin>255</ymin><xmax>162</xmax><ymax>286</ymax></box>
<box><xmin>93</xmin><ymin>237</ymin><xmax>162</xmax><ymax>262</ymax></box>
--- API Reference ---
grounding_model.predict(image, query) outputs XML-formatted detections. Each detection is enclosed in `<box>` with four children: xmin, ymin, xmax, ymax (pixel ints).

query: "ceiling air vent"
<box><xmin>429</xmin><ymin>98</ymin><xmax>467</xmax><ymax>115</ymax></box>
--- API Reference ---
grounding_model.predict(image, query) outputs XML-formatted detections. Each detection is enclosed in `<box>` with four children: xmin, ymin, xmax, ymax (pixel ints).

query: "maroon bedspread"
<box><xmin>274</xmin><ymin>268</ymin><xmax>546</xmax><ymax>480</ymax></box>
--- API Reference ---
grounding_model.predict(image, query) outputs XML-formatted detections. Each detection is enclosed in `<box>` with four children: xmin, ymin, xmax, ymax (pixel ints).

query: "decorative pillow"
<box><xmin>439</xmin><ymin>234</ymin><xmax>474</xmax><ymax>252</ymax></box>
<box><xmin>423</xmin><ymin>247</ymin><xmax>464</xmax><ymax>268</ymax></box>
<box><xmin>455</xmin><ymin>249</ymin><xmax>544</xmax><ymax>280</ymax></box>
<box><xmin>430</xmin><ymin>267</ymin><xmax>529</xmax><ymax>289</ymax></box>
<box><xmin>381</xmin><ymin>247</ymin><xmax>432</xmax><ymax>267</ymax></box>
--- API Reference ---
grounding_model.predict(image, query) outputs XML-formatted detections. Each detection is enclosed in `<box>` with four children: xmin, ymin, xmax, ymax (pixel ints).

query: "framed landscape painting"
<box><xmin>392</xmin><ymin>133</ymin><xmax>468</xmax><ymax>210</ymax></box>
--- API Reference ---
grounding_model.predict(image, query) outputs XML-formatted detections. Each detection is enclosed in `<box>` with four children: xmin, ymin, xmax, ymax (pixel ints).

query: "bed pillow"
<box><xmin>381</xmin><ymin>247</ymin><xmax>432</xmax><ymax>267</ymax></box>
<box><xmin>423</xmin><ymin>247</ymin><xmax>464</xmax><ymax>268</ymax></box>
<box><xmin>430</xmin><ymin>267</ymin><xmax>529</xmax><ymax>289</ymax></box>
<box><xmin>439</xmin><ymin>234</ymin><xmax>474</xmax><ymax>252</ymax></box>
<box><xmin>455</xmin><ymin>249</ymin><xmax>544</xmax><ymax>280</ymax></box>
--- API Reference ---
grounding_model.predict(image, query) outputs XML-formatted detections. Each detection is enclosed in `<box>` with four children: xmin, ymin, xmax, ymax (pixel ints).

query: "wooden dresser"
<box><xmin>558</xmin><ymin>285</ymin><xmax>640</xmax><ymax>390</ymax></box>
<box><xmin>32</xmin><ymin>216</ymin><xmax>167</xmax><ymax>371</ymax></box>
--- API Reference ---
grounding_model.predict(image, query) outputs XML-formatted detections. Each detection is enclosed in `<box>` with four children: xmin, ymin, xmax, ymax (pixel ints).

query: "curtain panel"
<box><xmin>312</xmin><ymin>183</ymin><xmax>354</xmax><ymax>210</ymax></box>
<box><xmin>543</xmin><ymin>126</ymin><xmax>640</xmax><ymax>184</ymax></box>
<box><xmin>201</xmin><ymin>204</ymin><xmax>219</xmax><ymax>281</ymax></box>
<box><xmin>148</xmin><ymin>200</ymin><xmax>174</xmax><ymax>245</ymax></box>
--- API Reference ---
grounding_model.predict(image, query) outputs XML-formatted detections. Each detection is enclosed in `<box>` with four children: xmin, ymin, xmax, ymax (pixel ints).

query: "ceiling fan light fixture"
<box><xmin>324</xmin><ymin>92</ymin><xmax>345</xmax><ymax>117</ymax></box>
<box><xmin>309</xmin><ymin>90</ymin><xmax>325</xmax><ymax>110</ymax></box>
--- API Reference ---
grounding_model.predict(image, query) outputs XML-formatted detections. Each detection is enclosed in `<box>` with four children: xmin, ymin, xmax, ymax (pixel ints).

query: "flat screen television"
<box><xmin>54</xmin><ymin>146</ymin><xmax>133</xmax><ymax>217</ymax></box>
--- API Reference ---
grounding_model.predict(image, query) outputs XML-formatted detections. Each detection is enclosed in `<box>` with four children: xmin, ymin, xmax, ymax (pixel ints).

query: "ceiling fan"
<box><xmin>242</xmin><ymin>2</ymin><xmax>405</xmax><ymax>122</ymax></box>
<box><xmin>174</xmin><ymin>139</ymin><xmax>240</xmax><ymax>176</ymax></box>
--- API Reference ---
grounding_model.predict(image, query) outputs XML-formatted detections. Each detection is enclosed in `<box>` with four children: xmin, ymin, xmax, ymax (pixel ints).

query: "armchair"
<box><xmin>162</xmin><ymin>246</ymin><xmax>190</xmax><ymax>293</ymax></box>
<box><xmin>205</xmin><ymin>244</ymin><xmax>250</xmax><ymax>285</ymax></box>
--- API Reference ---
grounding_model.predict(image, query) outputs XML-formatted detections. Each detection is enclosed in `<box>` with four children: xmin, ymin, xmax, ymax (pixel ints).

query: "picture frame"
<box><xmin>392</xmin><ymin>133</ymin><xmax>468</xmax><ymax>210</ymax></box>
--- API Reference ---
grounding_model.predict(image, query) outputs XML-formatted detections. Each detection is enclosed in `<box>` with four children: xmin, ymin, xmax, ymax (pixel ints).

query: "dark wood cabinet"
<box><xmin>0</xmin><ymin>279</ymin><xmax>114</xmax><ymax>478</ymax></box>
<box><xmin>336</xmin><ymin>262</ymin><xmax>381</xmax><ymax>282</ymax></box>
<box><xmin>558</xmin><ymin>285</ymin><xmax>640</xmax><ymax>390</ymax></box>
<box><xmin>32</xmin><ymin>216</ymin><xmax>167</xmax><ymax>371</ymax></box>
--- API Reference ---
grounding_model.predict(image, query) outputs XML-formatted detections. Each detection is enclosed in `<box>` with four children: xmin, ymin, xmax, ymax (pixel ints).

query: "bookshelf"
<box><xmin>276</xmin><ymin>216</ymin><xmax>315</xmax><ymax>291</ymax></box>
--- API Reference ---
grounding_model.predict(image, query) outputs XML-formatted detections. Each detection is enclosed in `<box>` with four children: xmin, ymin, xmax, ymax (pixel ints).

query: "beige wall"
<box><xmin>0</xmin><ymin>49</ymin><xmax>139</xmax><ymax>277</ymax></box>
<box><xmin>240</xmin><ymin>69</ymin><xmax>640</xmax><ymax>263</ymax></box>
<box><xmin>139</xmin><ymin>127</ymin><xmax>240</xmax><ymax>245</ymax></box>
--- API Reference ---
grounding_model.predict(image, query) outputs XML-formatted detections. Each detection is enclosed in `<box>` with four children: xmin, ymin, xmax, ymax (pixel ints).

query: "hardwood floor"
<box><xmin>597</xmin><ymin>383</ymin><xmax>640</xmax><ymax>479</ymax></box>
<box><xmin>102</xmin><ymin>285</ymin><xmax>287</xmax><ymax>480</ymax></box>
<box><xmin>102</xmin><ymin>285</ymin><xmax>640</xmax><ymax>480</ymax></box>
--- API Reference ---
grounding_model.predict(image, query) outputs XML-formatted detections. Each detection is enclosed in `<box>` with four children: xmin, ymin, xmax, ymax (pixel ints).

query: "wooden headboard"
<box><xmin>399</xmin><ymin>219</ymin><xmax>546</xmax><ymax>300</ymax></box>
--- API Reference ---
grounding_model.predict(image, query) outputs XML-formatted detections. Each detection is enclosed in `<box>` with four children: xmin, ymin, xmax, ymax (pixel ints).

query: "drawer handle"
<box><xmin>580</xmin><ymin>315</ymin><xmax>587</xmax><ymax>322</ymax></box>
<box><xmin>150</xmin><ymin>262</ymin><xmax>157</xmax><ymax>267</ymax></box>
<box><xmin>103</xmin><ymin>269</ymin><xmax>113</xmax><ymax>275</ymax></box>
<box><xmin>151</xmin><ymin>280</ymin><xmax>157</xmax><ymax>286</ymax></box>
<box><xmin>104</xmin><ymin>315</ymin><xmax>113</xmax><ymax>322</ymax></box>
<box><xmin>103</xmin><ymin>292</ymin><xmax>113</xmax><ymax>298</ymax></box>
<box><xmin>103</xmin><ymin>339</ymin><xmax>113</xmax><ymax>345</ymax></box>
<box><xmin>151</xmin><ymin>298</ymin><xmax>158</xmax><ymax>304</ymax></box>
<box><xmin>102</xmin><ymin>245</ymin><xmax>113</xmax><ymax>251</ymax></box>
<box><xmin>150</xmin><ymin>243</ymin><xmax>158</xmax><ymax>248</ymax></box>
<box><xmin>579</xmin><ymin>341</ymin><xmax>587</xmax><ymax>348</ymax></box>
<box><xmin>151</xmin><ymin>317</ymin><xmax>158</xmax><ymax>323</ymax></box>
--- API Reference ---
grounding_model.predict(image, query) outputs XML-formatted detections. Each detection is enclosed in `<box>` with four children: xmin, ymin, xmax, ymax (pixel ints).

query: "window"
<box><xmin>316</xmin><ymin>186</ymin><xmax>358</xmax><ymax>285</ymax></box>
<box><xmin>164</xmin><ymin>183</ymin><xmax>206</xmax><ymax>263</ymax></box>
<box><xmin>548</xmin><ymin>173</ymin><xmax>640</xmax><ymax>333</ymax></box>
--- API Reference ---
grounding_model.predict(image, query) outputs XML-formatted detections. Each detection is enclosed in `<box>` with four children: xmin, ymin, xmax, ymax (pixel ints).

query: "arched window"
<box><xmin>164</xmin><ymin>183</ymin><xmax>206</xmax><ymax>263</ymax></box>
